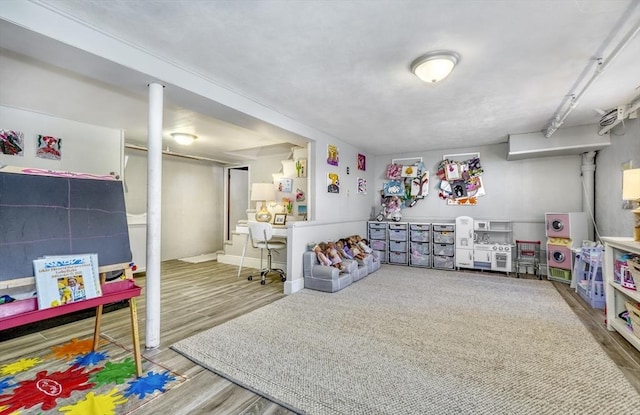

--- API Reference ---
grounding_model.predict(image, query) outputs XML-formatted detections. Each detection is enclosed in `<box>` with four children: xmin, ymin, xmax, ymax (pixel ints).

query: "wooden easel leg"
<box><xmin>93</xmin><ymin>304</ymin><xmax>104</xmax><ymax>351</ymax></box>
<box><xmin>129</xmin><ymin>297</ymin><xmax>143</xmax><ymax>377</ymax></box>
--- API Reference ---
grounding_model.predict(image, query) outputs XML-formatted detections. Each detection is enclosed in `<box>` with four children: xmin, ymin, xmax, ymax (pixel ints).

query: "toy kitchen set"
<box><xmin>455</xmin><ymin>216</ymin><xmax>514</xmax><ymax>274</ymax></box>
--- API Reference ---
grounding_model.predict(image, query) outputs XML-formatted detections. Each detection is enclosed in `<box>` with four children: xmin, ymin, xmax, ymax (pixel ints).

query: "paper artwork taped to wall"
<box><xmin>36</xmin><ymin>135</ymin><xmax>62</xmax><ymax>160</ymax></box>
<box><xmin>0</xmin><ymin>129</ymin><xmax>24</xmax><ymax>156</ymax></box>
<box><xmin>383</xmin><ymin>180</ymin><xmax>404</xmax><ymax>197</ymax></box>
<box><xmin>357</xmin><ymin>177</ymin><xmax>367</xmax><ymax>194</ymax></box>
<box><xmin>327</xmin><ymin>172</ymin><xmax>339</xmax><ymax>193</ymax></box>
<box><xmin>282</xmin><ymin>197</ymin><xmax>293</xmax><ymax>214</ymax></box>
<box><xmin>278</xmin><ymin>178</ymin><xmax>293</xmax><ymax>193</ymax></box>
<box><xmin>295</xmin><ymin>188</ymin><xmax>305</xmax><ymax>201</ymax></box>
<box><xmin>357</xmin><ymin>153</ymin><xmax>366</xmax><ymax>171</ymax></box>
<box><xmin>327</xmin><ymin>145</ymin><xmax>339</xmax><ymax>166</ymax></box>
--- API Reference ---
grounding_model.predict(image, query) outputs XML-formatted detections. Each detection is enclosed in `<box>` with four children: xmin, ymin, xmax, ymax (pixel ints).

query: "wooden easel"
<box><xmin>0</xmin><ymin>263</ymin><xmax>143</xmax><ymax>377</ymax></box>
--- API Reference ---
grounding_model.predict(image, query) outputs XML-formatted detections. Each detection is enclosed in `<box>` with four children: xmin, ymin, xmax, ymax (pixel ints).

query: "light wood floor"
<box><xmin>1</xmin><ymin>261</ymin><xmax>639</xmax><ymax>414</ymax></box>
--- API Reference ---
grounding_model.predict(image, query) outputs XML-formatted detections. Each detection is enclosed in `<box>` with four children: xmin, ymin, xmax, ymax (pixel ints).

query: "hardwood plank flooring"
<box><xmin>1</xmin><ymin>261</ymin><xmax>639</xmax><ymax>414</ymax></box>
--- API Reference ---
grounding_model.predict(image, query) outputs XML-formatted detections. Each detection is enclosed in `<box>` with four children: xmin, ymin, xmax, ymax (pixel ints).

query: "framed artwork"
<box><xmin>36</xmin><ymin>135</ymin><xmax>62</xmax><ymax>160</ymax></box>
<box><xmin>327</xmin><ymin>172</ymin><xmax>340</xmax><ymax>193</ymax></box>
<box><xmin>357</xmin><ymin>153</ymin><xmax>366</xmax><ymax>171</ymax></box>
<box><xmin>273</xmin><ymin>213</ymin><xmax>287</xmax><ymax>225</ymax></box>
<box><xmin>0</xmin><ymin>129</ymin><xmax>24</xmax><ymax>156</ymax></box>
<box><xmin>278</xmin><ymin>178</ymin><xmax>293</xmax><ymax>193</ymax></box>
<box><xmin>295</xmin><ymin>159</ymin><xmax>307</xmax><ymax>177</ymax></box>
<box><xmin>357</xmin><ymin>177</ymin><xmax>367</xmax><ymax>194</ymax></box>
<box><xmin>327</xmin><ymin>145</ymin><xmax>339</xmax><ymax>166</ymax></box>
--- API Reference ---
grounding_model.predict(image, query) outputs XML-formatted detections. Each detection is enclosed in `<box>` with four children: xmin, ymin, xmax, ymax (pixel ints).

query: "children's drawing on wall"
<box><xmin>327</xmin><ymin>145</ymin><xmax>339</xmax><ymax>166</ymax></box>
<box><xmin>278</xmin><ymin>178</ymin><xmax>293</xmax><ymax>193</ymax></box>
<box><xmin>295</xmin><ymin>188</ymin><xmax>305</xmax><ymax>201</ymax></box>
<box><xmin>357</xmin><ymin>177</ymin><xmax>367</xmax><ymax>194</ymax></box>
<box><xmin>0</xmin><ymin>129</ymin><xmax>24</xmax><ymax>156</ymax></box>
<box><xmin>436</xmin><ymin>155</ymin><xmax>485</xmax><ymax>205</ymax></box>
<box><xmin>295</xmin><ymin>159</ymin><xmax>307</xmax><ymax>177</ymax></box>
<box><xmin>282</xmin><ymin>197</ymin><xmax>293</xmax><ymax>214</ymax></box>
<box><xmin>357</xmin><ymin>153</ymin><xmax>366</xmax><ymax>171</ymax></box>
<box><xmin>36</xmin><ymin>135</ymin><xmax>62</xmax><ymax>160</ymax></box>
<box><xmin>327</xmin><ymin>172</ymin><xmax>339</xmax><ymax>193</ymax></box>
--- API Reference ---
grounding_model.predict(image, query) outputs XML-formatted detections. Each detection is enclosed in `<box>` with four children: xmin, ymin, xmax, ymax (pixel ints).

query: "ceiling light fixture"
<box><xmin>171</xmin><ymin>132</ymin><xmax>197</xmax><ymax>145</ymax></box>
<box><xmin>411</xmin><ymin>51</ymin><xmax>460</xmax><ymax>84</ymax></box>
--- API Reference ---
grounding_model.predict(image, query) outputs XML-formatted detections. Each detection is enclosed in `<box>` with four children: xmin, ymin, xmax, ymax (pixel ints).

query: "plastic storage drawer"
<box><xmin>369</xmin><ymin>228</ymin><xmax>386</xmax><ymax>240</ymax></box>
<box><xmin>410</xmin><ymin>253</ymin><xmax>430</xmax><ymax>267</ymax></box>
<box><xmin>433</xmin><ymin>231</ymin><xmax>454</xmax><ymax>244</ymax></box>
<box><xmin>410</xmin><ymin>223</ymin><xmax>430</xmax><ymax>231</ymax></box>
<box><xmin>433</xmin><ymin>255</ymin><xmax>454</xmax><ymax>269</ymax></box>
<box><xmin>389</xmin><ymin>240</ymin><xmax>407</xmax><ymax>252</ymax></box>
<box><xmin>433</xmin><ymin>224</ymin><xmax>454</xmax><ymax>232</ymax></box>
<box><xmin>410</xmin><ymin>230</ymin><xmax>429</xmax><ymax>242</ymax></box>
<box><xmin>388</xmin><ymin>223</ymin><xmax>407</xmax><ymax>230</ymax></box>
<box><xmin>389</xmin><ymin>229</ymin><xmax>408</xmax><ymax>241</ymax></box>
<box><xmin>370</xmin><ymin>239</ymin><xmax>386</xmax><ymax>251</ymax></box>
<box><xmin>410</xmin><ymin>241</ymin><xmax>430</xmax><ymax>255</ymax></box>
<box><xmin>433</xmin><ymin>243</ymin><xmax>454</xmax><ymax>256</ymax></box>
<box><xmin>369</xmin><ymin>222</ymin><xmax>386</xmax><ymax>230</ymax></box>
<box><xmin>389</xmin><ymin>251</ymin><xmax>408</xmax><ymax>264</ymax></box>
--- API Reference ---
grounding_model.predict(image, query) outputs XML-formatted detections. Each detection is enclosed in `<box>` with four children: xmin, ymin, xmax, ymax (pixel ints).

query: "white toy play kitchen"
<box><xmin>455</xmin><ymin>216</ymin><xmax>513</xmax><ymax>274</ymax></box>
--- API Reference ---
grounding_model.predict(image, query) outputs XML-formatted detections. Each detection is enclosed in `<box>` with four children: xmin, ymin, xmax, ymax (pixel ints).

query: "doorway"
<box><xmin>226</xmin><ymin>166</ymin><xmax>249</xmax><ymax>241</ymax></box>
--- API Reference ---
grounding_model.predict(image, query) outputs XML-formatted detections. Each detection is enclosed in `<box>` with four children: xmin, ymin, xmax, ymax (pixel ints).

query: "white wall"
<box><xmin>310</xmin><ymin>138</ymin><xmax>376</xmax><ymax>222</ymax></box>
<box><xmin>372</xmin><ymin>142</ymin><xmax>585</xmax><ymax>244</ymax></box>
<box><xmin>0</xmin><ymin>105</ymin><xmax>123</xmax><ymax>176</ymax></box>
<box><xmin>595</xmin><ymin>118</ymin><xmax>640</xmax><ymax>238</ymax></box>
<box><xmin>124</xmin><ymin>148</ymin><xmax>224</xmax><ymax>260</ymax></box>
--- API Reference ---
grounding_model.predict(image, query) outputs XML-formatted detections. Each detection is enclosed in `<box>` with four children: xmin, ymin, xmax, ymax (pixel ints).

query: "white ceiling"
<box><xmin>1</xmin><ymin>0</ymin><xmax>639</xmax><ymax>164</ymax></box>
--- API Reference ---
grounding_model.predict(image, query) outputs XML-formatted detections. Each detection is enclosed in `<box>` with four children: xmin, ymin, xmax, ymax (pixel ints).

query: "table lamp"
<box><xmin>251</xmin><ymin>182</ymin><xmax>276</xmax><ymax>223</ymax></box>
<box><xmin>622</xmin><ymin>168</ymin><xmax>640</xmax><ymax>241</ymax></box>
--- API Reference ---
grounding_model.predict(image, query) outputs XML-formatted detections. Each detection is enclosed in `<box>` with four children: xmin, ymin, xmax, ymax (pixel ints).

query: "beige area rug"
<box><xmin>172</xmin><ymin>266</ymin><xmax>640</xmax><ymax>415</ymax></box>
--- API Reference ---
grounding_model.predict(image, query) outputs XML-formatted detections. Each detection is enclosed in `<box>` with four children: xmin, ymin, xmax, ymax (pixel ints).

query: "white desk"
<box><xmin>235</xmin><ymin>224</ymin><xmax>288</xmax><ymax>277</ymax></box>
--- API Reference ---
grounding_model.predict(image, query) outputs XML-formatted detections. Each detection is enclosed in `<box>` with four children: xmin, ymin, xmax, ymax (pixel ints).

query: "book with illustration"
<box><xmin>33</xmin><ymin>253</ymin><xmax>102</xmax><ymax>309</ymax></box>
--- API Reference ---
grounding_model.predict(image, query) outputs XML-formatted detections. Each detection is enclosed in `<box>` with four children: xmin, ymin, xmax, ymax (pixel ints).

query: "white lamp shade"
<box><xmin>623</xmin><ymin>168</ymin><xmax>640</xmax><ymax>200</ymax></box>
<box><xmin>251</xmin><ymin>183</ymin><xmax>276</xmax><ymax>202</ymax></box>
<box><xmin>411</xmin><ymin>51</ymin><xmax>460</xmax><ymax>84</ymax></box>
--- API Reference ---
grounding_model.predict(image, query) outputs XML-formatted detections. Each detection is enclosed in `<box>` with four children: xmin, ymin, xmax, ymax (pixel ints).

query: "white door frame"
<box><xmin>224</xmin><ymin>165</ymin><xmax>250</xmax><ymax>241</ymax></box>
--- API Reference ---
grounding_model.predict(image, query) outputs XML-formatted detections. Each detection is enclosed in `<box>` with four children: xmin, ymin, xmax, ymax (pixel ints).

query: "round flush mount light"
<box><xmin>171</xmin><ymin>132</ymin><xmax>197</xmax><ymax>145</ymax></box>
<box><xmin>411</xmin><ymin>51</ymin><xmax>461</xmax><ymax>84</ymax></box>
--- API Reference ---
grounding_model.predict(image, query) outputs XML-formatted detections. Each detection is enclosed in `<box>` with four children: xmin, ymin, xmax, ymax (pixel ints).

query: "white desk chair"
<box><xmin>247</xmin><ymin>222</ymin><xmax>287</xmax><ymax>285</ymax></box>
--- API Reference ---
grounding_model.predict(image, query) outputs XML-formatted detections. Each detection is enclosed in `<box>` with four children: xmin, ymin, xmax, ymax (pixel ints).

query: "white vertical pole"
<box><xmin>146</xmin><ymin>82</ymin><xmax>163</xmax><ymax>349</ymax></box>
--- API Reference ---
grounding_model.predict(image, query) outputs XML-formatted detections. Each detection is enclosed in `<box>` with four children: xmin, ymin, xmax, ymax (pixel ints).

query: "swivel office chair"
<box><xmin>247</xmin><ymin>221</ymin><xmax>287</xmax><ymax>285</ymax></box>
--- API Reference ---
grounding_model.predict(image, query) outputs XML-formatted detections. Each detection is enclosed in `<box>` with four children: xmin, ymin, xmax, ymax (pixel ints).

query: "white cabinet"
<box><xmin>454</xmin><ymin>217</ymin><xmax>513</xmax><ymax>273</ymax></box>
<box><xmin>602</xmin><ymin>237</ymin><xmax>640</xmax><ymax>352</ymax></box>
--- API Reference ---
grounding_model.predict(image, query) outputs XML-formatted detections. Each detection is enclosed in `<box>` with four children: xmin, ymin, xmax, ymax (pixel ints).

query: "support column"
<box><xmin>581</xmin><ymin>151</ymin><xmax>596</xmax><ymax>241</ymax></box>
<box><xmin>146</xmin><ymin>82</ymin><xmax>163</xmax><ymax>349</ymax></box>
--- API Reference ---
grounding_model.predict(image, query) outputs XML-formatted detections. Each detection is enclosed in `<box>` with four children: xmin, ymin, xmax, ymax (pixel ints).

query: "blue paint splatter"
<box><xmin>73</xmin><ymin>351</ymin><xmax>108</xmax><ymax>367</ymax></box>
<box><xmin>124</xmin><ymin>371</ymin><xmax>175</xmax><ymax>399</ymax></box>
<box><xmin>0</xmin><ymin>376</ymin><xmax>15</xmax><ymax>393</ymax></box>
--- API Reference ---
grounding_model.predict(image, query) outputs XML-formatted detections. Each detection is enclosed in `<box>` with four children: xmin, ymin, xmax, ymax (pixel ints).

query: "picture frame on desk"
<box><xmin>274</xmin><ymin>213</ymin><xmax>287</xmax><ymax>226</ymax></box>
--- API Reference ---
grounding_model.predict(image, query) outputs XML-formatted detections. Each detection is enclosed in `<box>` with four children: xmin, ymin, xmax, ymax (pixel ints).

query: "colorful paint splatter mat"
<box><xmin>0</xmin><ymin>336</ymin><xmax>186</xmax><ymax>414</ymax></box>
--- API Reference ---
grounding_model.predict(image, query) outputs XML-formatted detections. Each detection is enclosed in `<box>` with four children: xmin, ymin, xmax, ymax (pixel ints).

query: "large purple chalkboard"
<box><xmin>0</xmin><ymin>172</ymin><xmax>131</xmax><ymax>280</ymax></box>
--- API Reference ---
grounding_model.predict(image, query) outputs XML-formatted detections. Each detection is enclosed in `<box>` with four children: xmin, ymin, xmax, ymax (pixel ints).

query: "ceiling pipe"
<box><xmin>124</xmin><ymin>143</ymin><xmax>234</xmax><ymax>165</ymax></box>
<box><xmin>544</xmin><ymin>17</ymin><xmax>640</xmax><ymax>138</ymax></box>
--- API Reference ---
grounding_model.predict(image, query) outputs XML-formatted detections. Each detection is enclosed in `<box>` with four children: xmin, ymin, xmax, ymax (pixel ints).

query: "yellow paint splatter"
<box><xmin>0</xmin><ymin>357</ymin><xmax>42</xmax><ymax>376</ymax></box>
<box><xmin>0</xmin><ymin>403</ymin><xmax>22</xmax><ymax>414</ymax></box>
<box><xmin>58</xmin><ymin>388</ymin><xmax>127</xmax><ymax>415</ymax></box>
<box><xmin>47</xmin><ymin>338</ymin><xmax>105</xmax><ymax>361</ymax></box>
